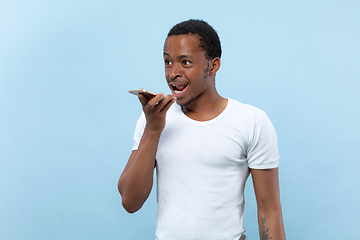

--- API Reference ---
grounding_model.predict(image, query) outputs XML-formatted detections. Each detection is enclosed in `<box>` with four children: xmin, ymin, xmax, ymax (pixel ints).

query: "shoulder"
<box><xmin>228</xmin><ymin>98</ymin><xmax>266</xmax><ymax>122</ymax></box>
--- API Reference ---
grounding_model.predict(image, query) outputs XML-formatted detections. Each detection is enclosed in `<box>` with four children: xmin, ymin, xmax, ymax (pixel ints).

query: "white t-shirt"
<box><xmin>132</xmin><ymin>98</ymin><xmax>280</xmax><ymax>240</ymax></box>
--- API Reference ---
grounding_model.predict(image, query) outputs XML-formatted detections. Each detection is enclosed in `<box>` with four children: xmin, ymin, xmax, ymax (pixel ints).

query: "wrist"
<box><xmin>143</xmin><ymin>126</ymin><xmax>163</xmax><ymax>137</ymax></box>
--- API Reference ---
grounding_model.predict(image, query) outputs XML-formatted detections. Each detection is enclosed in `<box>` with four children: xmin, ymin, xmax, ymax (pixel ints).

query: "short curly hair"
<box><xmin>167</xmin><ymin>19</ymin><xmax>222</xmax><ymax>60</ymax></box>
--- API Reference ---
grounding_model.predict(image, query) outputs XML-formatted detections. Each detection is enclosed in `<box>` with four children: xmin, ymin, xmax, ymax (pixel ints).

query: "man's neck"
<box><xmin>181</xmin><ymin>91</ymin><xmax>228</xmax><ymax>121</ymax></box>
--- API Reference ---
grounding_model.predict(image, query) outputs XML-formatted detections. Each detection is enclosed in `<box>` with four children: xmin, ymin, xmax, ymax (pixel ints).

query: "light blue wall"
<box><xmin>1</xmin><ymin>1</ymin><xmax>359</xmax><ymax>239</ymax></box>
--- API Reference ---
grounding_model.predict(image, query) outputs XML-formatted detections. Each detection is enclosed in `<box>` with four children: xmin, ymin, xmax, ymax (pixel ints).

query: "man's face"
<box><xmin>163</xmin><ymin>34</ymin><xmax>213</xmax><ymax>107</ymax></box>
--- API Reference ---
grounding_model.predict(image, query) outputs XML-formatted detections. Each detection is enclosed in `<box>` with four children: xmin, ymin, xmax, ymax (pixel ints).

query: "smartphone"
<box><xmin>128</xmin><ymin>89</ymin><xmax>157</xmax><ymax>100</ymax></box>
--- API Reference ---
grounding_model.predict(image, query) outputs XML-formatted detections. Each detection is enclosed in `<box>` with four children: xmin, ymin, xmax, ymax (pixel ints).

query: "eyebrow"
<box><xmin>178</xmin><ymin>54</ymin><xmax>193</xmax><ymax>59</ymax></box>
<box><xmin>163</xmin><ymin>52</ymin><xmax>194</xmax><ymax>60</ymax></box>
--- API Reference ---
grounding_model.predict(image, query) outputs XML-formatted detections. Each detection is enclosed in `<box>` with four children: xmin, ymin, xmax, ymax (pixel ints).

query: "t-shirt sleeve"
<box><xmin>132</xmin><ymin>112</ymin><xmax>146</xmax><ymax>151</ymax></box>
<box><xmin>246</xmin><ymin>112</ymin><xmax>280</xmax><ymax>169</ymax></box>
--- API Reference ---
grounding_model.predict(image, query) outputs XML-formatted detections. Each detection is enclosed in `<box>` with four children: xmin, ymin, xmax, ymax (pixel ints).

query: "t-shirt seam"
<box><xmin>177</xmin><ymin>98</ymin><xmax>232</xmax><ymax>126</ymax></box>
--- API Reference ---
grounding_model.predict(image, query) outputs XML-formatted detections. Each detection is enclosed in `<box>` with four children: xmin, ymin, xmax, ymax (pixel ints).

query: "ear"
<box><xmin>209</xmin><ymin>57</ymin><xmax>221</xmax><ymax>76</ymax></box>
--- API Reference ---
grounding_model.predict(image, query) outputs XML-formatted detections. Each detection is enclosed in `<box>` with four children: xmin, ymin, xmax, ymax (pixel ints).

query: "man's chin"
<box><xmin>177</xmin><ymin>97</ymin><xmax>195</xmax><ymax>108</ymax></box>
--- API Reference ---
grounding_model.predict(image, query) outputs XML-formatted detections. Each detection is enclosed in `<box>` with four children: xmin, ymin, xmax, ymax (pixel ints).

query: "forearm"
<box><xmin>118</xmin><ymin>128</ymin><xmax>161</xmax><ymax>213</ymax></box>
<box><xmin>119</xmin><ymin>93</ymin><xmax>175</xmax><ymax>213</ymax></box>
<box><xmin>257</xmin><ymin>207</ymin><xmax>286</xmax><ymax>240</ymax></box>
<box><xmin>251</xmin><ymin>168</ymin><xmax>286</xmax><ymax>240</ymax></box>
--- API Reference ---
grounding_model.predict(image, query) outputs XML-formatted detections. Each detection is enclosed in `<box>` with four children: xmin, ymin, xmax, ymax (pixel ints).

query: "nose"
<box><xmin>168</xmin><ymin>63</ymin><xmax>182</xmax><ymax>80</ymax></box>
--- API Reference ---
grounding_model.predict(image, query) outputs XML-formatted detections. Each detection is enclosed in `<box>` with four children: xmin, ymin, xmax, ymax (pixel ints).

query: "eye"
<box><xmin>182</xmin><ymin>60</ymin><xmax>191</xmax><ymax>66</ymax></box>
<box><xmin>164</xmin><ymin>60</ymin><xmax>172</xmax><ymax>66</ymax></box>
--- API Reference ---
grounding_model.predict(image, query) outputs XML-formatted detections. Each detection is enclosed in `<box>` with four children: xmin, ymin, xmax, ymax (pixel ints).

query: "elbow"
<box><xmin>122</xmin><ymin>198</ymin><xmax>143</xmax><ymax>214</ymax></box>
<box><xmin>117</xmin><ymin>177</ymin><xmax>148</xmax><ymax>213</ymax></box>
<box><xmin>118</xmin><ymin>183</ymin><xmax>143</xmax><ymax>213</ymax></box>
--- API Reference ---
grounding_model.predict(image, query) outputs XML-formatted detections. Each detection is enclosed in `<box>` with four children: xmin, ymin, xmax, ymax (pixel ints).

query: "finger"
<box><xmin>138</xmin><ymin>93</ymin><xmax>149</xmax><ymax>106</ymax></box>
<box><xmin>147</xmin><ymin>93</ymin><xmax>165</xmax><ymax>107</ymax></box>
<box><xmin>156</xmin><ymin>95</ymin><xmax>176</xmax><ymax>113</ymax></box>
<box><xmin>159</xmin><ymin>96</ymin><xmax>176</xmax><ymax>114</ymax></box>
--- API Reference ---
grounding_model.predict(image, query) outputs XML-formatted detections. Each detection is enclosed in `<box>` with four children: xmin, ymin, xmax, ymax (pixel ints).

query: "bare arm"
<box><xmin>251</xmin><ymin>167</ymin><xmax>286</xmax><ymax>240</ymax></box>
<box><xmin>118</xmin><ymin>93</ymin><xmax>175</xmax><ymax>213</ymax></box>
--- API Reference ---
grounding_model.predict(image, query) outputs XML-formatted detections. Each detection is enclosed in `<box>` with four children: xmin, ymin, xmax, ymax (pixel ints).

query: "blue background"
<box><xmin>1</xmin><ymin>0</ymin><xmax>359</xmax><ymax>239</ymax></box>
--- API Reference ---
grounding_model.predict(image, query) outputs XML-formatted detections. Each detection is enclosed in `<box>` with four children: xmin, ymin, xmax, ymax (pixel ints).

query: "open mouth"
<box><xmin>170</xmin><ymin>83</ymin><xmax>188</xmax><ymax>95</ymax></box>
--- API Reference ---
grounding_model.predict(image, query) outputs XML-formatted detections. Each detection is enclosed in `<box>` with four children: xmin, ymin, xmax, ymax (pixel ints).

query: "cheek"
<box><xmin>189</xmin><ymin>69</ymin><xmax>205</xmax><ymax>82</ymax></box>
<box><xmin>164</xmin><ymin>69</ymin><xmax>170</xmax><ymax>79</ymax></box>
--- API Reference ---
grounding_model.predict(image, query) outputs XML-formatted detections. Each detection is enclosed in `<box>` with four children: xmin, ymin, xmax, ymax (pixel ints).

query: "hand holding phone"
<box><xmin>129</xmin><ymin>89</ymin><xmax>176</xmax><ymax>132</ymax></box>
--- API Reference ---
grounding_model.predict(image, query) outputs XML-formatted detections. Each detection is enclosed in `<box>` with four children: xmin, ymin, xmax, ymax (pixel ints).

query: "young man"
<box><xmin>118</xmin><ymin>19</ymin><xmax>286</xmax><ymax>240</ymax></box>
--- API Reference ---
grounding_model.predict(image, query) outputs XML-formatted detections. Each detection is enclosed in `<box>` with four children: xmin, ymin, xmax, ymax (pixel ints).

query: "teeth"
<box><xmin>171</xmin><ymin>83</ymin><xmax>186</xmax><ymax>87</ymax></box>
<box><xmin>170</xmin><ymin>83</ymin><xmax>187</xmax><ymax>94</ymax></box>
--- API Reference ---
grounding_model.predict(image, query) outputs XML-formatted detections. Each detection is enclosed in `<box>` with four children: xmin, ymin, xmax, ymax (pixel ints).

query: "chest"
<box><xmin>156</xmin><ymin>120</ymin><xmax>248</xmax><ymax>171</ymax></box>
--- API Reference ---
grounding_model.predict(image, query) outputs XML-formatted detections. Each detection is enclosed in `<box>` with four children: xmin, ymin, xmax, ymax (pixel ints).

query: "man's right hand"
<box><xmin>138</xmin><ymin>92</ymin><xmax>176</xmax><ymax>133</ymax></box>
<box><xmin>118</xmin><ymin>92</ymin><xmax>176</xmax><ymax>213</ymax></box>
